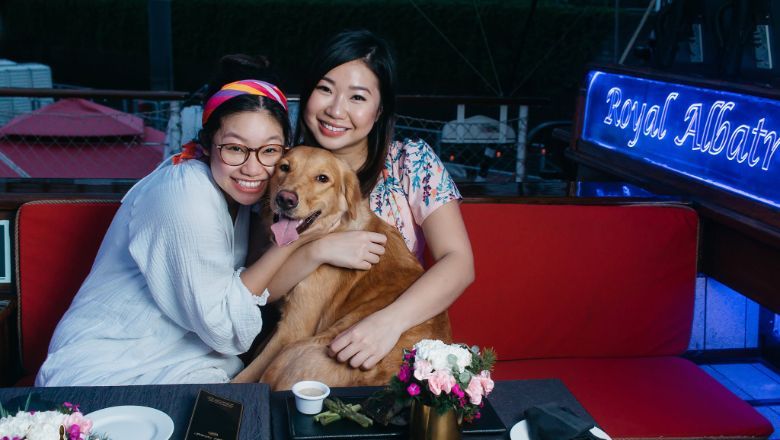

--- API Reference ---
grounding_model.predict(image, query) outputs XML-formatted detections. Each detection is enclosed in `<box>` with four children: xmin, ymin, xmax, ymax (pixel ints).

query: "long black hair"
<box><xmin>295</xmin><ymin>29</ymin><xmax>397</xmax><ymax>197</ymax></box>
<box><xmin>204</xmin><ymin>54</ymin><xmax>281</xmax><ymax>101</ymax></box>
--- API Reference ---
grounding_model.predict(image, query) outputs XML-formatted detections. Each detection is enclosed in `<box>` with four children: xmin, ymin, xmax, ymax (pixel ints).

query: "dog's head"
<box><xmin>268</xmin><ymin>146</ymin><xmax>362</xmax><ymax>245</ymax></box>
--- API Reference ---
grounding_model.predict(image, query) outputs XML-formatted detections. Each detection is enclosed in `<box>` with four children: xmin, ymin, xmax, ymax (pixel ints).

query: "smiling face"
<box><xmin>303</xmin><ymin>59</ymin><xmax>382</xmax><ymax>169</ymax></box>
<box><xmin>209</xmin><ymin>110</ymin><xmax>285</xmax><ymax>208</ymax></box>
<box><xmin>268</xmin><ymin>146</ymin><xmax>361</xmax><ymax>246</ymax></box>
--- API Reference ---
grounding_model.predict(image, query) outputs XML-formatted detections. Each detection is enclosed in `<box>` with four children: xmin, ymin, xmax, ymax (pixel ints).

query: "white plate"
<box><xmin>87</xmin><ymin>405</ymin><xmax>174</xmax><ymax>440</ymax></box>
<box><xmin>509</xmin><ymin>419</ymin><xmax>612</xmax><ymax>440</ymax></box>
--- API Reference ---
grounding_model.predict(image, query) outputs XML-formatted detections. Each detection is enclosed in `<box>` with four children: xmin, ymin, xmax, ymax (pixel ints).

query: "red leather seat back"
<box><xmin>16</xmin><ymin>200</ymin><xmax>119</xmax><ymax>378</ymax></box>
<box><xmin>449</xmin><ymin>203</ymin><xmax>699</xmax><ymax>360</ymax></box>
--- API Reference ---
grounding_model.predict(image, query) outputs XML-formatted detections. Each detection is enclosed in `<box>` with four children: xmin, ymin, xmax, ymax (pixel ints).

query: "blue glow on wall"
<box><xmin>575</xmin><ymin>182</ymin><xmax>658</xmax><ymax>198</ymax></box>
<box><xmin>582</xmin><ymin>70</ymin><xmax>780</xmax><ymax>208</ymax></box>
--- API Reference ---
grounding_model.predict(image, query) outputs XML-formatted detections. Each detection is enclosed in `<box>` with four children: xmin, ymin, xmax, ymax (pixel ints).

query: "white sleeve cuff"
<box><xmin>236</xmin><ymin>267</ymin><xmax>270</xmax><ymax>306</ymax></box>
<box><xmin>252</xmin><ymin>288</ymin><xmax>270</xmax><ymax>306</ymax></box>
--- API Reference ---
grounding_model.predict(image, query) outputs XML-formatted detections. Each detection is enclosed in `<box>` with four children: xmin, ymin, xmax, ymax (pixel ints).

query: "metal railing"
<box><xmin>0</xmin><ymin>88</ymin><xmax>544</xmax><ymax>183</ymax></box>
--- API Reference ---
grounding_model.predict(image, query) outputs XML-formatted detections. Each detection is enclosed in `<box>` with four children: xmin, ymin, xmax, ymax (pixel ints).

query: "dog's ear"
<box><xmin>340</xmin><ymin>167</ymin><xmax>362</xmax><ymax>221</ymax></box>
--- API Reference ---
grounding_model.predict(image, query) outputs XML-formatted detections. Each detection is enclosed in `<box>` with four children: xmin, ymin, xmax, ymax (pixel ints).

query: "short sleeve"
<box><xmin>397</xmin><ymin>139</ymin><xmax>462</xmax><ymax>225</ymax></box>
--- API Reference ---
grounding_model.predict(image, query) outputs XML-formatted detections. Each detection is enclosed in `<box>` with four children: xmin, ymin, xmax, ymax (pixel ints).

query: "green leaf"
<box><xmin>24</xmin><ymin>392</ymin><xmax>32</xmax><ymax>412</ymax></box>
<box><xmin>447</xmin><ymin>354</ymin><xmax>458</xmax><ymax>367</ymax></box>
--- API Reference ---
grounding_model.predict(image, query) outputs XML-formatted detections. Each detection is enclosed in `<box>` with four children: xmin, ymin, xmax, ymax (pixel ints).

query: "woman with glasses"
<box><xmin>36</xmin><ymin>79</ymin><xmax>325</xmax><ymax>386</ymax></box>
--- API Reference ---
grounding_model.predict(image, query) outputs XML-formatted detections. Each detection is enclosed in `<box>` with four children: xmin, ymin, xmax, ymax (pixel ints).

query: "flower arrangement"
<box><xmin>0</xmin><ymin>396</ymin><xmax>106</xmax><ymax>440</ymax></box>
<box><xmin>388</xmin><ymin>339</ymin><xmax>496</xmax><ymax>423</ymax></box>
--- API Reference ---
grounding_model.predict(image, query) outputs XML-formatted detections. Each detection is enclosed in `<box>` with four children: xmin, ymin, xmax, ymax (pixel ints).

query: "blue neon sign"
<box><xmin>582</xmin><ymin>70</ymin><xmax>780</xmax><ymax>208</ymax></box>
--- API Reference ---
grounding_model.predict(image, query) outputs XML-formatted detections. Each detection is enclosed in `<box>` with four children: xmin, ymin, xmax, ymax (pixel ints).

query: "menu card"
<box><xmin>185</xmin><ymin>389</ymin><xmax>243</xmax><ymax>440</ymax></box>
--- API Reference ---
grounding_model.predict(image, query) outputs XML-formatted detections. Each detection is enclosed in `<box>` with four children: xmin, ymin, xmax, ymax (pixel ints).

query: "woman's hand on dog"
<box><xmin>311</xmin><ymin>231</ymin><xmax>387</xmax><ymax>270</ymax></box>
<box><xmin>328</xmin><ymin>311</ymin><xmax>402</xmax><ymax>369</ymax></box>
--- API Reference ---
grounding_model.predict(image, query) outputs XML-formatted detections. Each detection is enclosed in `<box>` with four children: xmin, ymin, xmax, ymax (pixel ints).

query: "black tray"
<box><xmin>287</xmin><ymin>396</ymin><xmax>506</xmax><ymax>439</ymax></box>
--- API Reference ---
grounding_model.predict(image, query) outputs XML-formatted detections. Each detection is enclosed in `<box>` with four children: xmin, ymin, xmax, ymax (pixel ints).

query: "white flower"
<box><xmin>0</xmin><ymin>410</ymin><xmax>68</xmax><ymax>440</ymax></box>
<box><xmin>413</xmin><ymin>339</ymin><xmax>472</xmax><ymax>373</ymax></box>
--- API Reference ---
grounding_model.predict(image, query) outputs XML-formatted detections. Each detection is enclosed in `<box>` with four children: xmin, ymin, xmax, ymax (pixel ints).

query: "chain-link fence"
<box><xmin>0</xmin><ymin>96</ymin><xmax>174</xmax><ymax>178</ymax></box>
<box><xmin>396</xmin><ymin>114</ymin><xmax>528</xmax><ymax>183</ymax></box>
<box><xmin>0</xmin><ymin>94</ymin><xmax>531</xmax><ymax>182</ymax></box>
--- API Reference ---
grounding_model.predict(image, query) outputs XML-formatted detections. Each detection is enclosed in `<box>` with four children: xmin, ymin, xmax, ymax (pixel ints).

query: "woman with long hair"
<box><xmin>238</xmin><ymin>29</ymin><xmax>474</xmax><ymax>379</ymax></box>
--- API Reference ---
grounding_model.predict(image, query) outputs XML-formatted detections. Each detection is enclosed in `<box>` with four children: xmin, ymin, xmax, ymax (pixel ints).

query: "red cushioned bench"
<box><xmin>449</xmin><ymin>202</ymin><xmax>772</xmax><ymax>439</ymax></box>
<box><xmin>13</xmin><ymin>199</ymin><xmax>773</xmax><ymax>439</ymax></box>
<box><xmin>15</xmin><ymin>200</ymin><xmax>120</xmax><ymax>386</ymax></box>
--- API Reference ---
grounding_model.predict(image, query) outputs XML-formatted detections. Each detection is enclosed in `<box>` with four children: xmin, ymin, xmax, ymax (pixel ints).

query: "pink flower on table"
<box><xmin>452</xmin><ymin>384</ymin><xmax>465</xmax><ymax>399</ymax></box>
<box><xmin>478</xmin><ymin>370</ymin><xmax>495</xmax><ymax>394</ymax></box>
<box><xmin>427</xmin><ymin>371</ymin><xmax>456</xmax><ymax>396</ymax></box>
<box><xmin>63</xmin><ymin>402</ymin><xmax>81</xmax><ymax>413</ymax></box>
<box><xmin>64</xmin><ymin>412</ymin><xmax>93</xmax><ymax>435</ymax></box>
<box><xmin>398</xmin><ymin>364</ymin><xmax>412</xmax><ymax>382</ymax></box>
<box><xmin>413</xmin><ymin>359</ymin><xmax>433</xmax><ymax>381</ymax></box>
<box><xmin>465</xmin><ymin>376</ymin><xmax>486</xmax><ymax>405</ymax></box>
<box><xmin>68</xmin><ymin>424</ymin><xmax>81</xmax><ymax>440</ymax></box>
<box><xmin>465</xmin><ymin>371</ymin><xmax>495</xmax><ymax>405</ymax></box>
<box><xmin>407</xmin><ymin>383</ymin><xmax>421</xmax><ymax>396</ymax></box>
<box><xmin>452</xmin><ymin>384</ymin><xmax>467</xmax><ymax>407</ymax></box>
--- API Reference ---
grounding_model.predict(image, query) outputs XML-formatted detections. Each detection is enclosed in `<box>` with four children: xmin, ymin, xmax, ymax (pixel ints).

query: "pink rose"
<box><xmin>427</xmin><ymin>371</ymin><xmax>456</xmax><ymax>396</ymax></box>
<box><xmin>413</xmin><ymin>359</ymin><xmax>433</xmax><ymax>381</ymax></box>
<box><xmin>465</xmin><ymin>371</ymin><xmax>495</xmax><ymax>405</ymax></box>
<box><xmin>65</xmin><ymin>412</ymin><xmax>93</xmax><ymax>435</ymax></box>
<box><xmin>407</xmin><ymin>383</ymin><xmax>421</xmax><ymax>396</ymax></box>
<box><xmin>465</xmin><ymin>376</ymin><xmax>485</xmax><ymax>405</ymax></box>
<box><xmin>479</xmin><ymin>370</ymin><xmax>495</xmax><ymax>395</ymax></box>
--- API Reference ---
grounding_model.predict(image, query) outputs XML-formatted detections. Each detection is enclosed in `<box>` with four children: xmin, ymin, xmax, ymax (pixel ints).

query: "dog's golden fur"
<box><xmin>244</xmin><ymin>146</ymin><xmax>451</xmax><ymax>391</ymax></box>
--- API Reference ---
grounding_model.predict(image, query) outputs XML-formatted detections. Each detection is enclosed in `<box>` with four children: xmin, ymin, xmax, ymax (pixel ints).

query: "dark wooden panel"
<box><xmin>701</xmin><ymin>219</ymin><xmax>780</xmax><ymax>312</ymax></box>
<box><xmin>568</xmin><ymin>143</ymin><xmax>780</xmax><ymax>232</ymax></box>
<box><xmin>0</xmin><ymin>193</ymin><xmax>124</xmax><ymax>211</ymax></box>
<box><xmin>0</xmin><ymin>295</ymin><xmax>19</xmax><ymax>386</ymax></box>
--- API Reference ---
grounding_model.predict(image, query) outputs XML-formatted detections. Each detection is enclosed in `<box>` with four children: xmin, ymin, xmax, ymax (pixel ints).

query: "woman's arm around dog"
<box><xmin>264</xmin><ymin>231</ymin><xmax>387</xmax><ymax>298</ymax></box>
<box><xmin>328</xmin><ymin>201</ymin><xmax>474</xmax><ymax>369</ymax></box>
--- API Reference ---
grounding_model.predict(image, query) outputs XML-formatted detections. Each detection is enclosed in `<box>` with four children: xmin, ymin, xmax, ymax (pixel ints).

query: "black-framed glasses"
<box><xmin>216</xmin><ymin>143</ymin><xmax>287</xmax><ymax>166</ymax></box>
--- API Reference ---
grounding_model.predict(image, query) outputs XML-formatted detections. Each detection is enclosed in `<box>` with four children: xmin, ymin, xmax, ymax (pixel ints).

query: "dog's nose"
<box><xmin>276</xmin><ymin>190</ymin><xmax>299</xmax><ymax>210</ymax></box>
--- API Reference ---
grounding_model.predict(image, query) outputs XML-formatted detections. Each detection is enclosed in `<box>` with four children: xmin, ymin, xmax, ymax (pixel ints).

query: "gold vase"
<box><xmin>408</xmin><ymin>400</ymin><xmax>462</xmax><ymax>440</ymax></box>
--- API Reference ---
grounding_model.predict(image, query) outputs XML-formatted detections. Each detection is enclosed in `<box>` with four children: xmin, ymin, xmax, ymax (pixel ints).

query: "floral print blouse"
<box><xmin>370</xmin><ymin>138</ymin><xmax>462</xmax><ymax>261</ymax></box>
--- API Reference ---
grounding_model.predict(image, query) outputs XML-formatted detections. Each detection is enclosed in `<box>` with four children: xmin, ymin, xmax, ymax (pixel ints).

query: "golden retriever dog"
<box><xmin>241</xmin><ymin>146</ymin><xmax>452</xmax><ymax>390</ymax></box>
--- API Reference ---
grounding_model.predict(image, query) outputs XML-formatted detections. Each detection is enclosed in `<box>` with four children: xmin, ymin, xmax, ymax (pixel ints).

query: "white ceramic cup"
<box><xmin>291</xmin><ymin>380</ymin><xmax>331</xmax><ymax>415</ymax></box>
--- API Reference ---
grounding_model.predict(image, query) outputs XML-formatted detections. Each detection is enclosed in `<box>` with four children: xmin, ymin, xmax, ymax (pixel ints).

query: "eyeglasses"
<box><xmin>216</xmin><ymin>143</ymin><xmax>287</xmax><ymax>167</ymax></box>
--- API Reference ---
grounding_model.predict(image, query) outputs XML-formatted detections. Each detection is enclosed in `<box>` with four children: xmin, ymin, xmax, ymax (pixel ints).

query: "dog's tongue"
<box><xmin>271</xmin><ymin>217</ymin><xmax>300</xmax><ymax>246</ymax></box>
